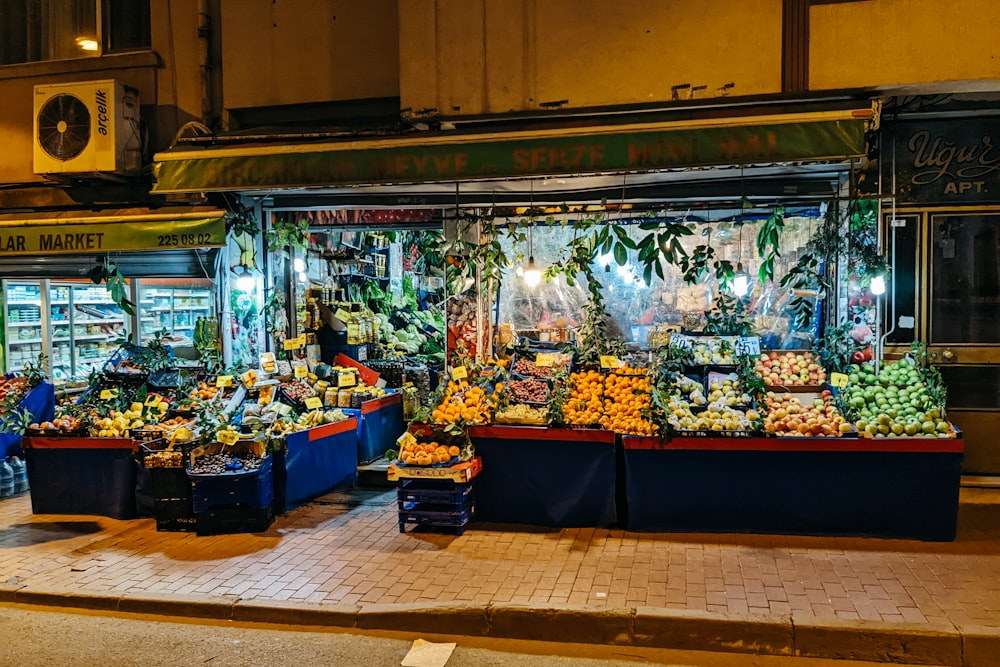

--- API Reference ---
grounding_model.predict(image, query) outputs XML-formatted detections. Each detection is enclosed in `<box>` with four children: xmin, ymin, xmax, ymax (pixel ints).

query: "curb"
<box><xmin>5</xmin><ymin>587</ymin><xmax>998</xmax><ymax>666</ymax></box>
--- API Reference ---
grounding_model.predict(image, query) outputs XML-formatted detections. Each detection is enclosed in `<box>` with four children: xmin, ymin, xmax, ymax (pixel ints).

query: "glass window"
<box><xmin>0</xmin><ymin>0</ymin><xmax>149</xmax><ymax>66</ymax></box>
<box><xmin>497</xmin><ymin>213</ymin><xmax>824</xmax><ymax>349</ymax></box>
<box><xmin>930</xmin><ymin>213</ymin><xmax>1000</xmax><ymax>344</ymax></box>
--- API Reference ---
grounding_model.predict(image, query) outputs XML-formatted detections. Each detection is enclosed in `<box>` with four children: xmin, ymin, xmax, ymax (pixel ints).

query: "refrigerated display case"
<box><xmin>2</xmin><ymin>280</ymin><xmax>126</xmax><ymax>382</ymax></box>
<box><xmin>139</xmin><ymin>286</ymin><xmax>213</xmax><ymax>345</ymax></box>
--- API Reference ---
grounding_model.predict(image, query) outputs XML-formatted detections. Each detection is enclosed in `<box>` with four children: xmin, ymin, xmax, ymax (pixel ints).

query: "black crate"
<box><xmin>397</xmin><ymin>478</ymin><xmax>475</xmax><ymax>505</ymax></box>
<box><xmin>195</xmin><ymin>505</ymin><xmax>274</xmax><ymax>536</ymax></box>
<box><xmin>148</xmin><ymin>467</ymin><xmax>192</xmax><ymax>500</ymax></box>
<box><xmin>397</xmin><ymin>504</ymin><xmax>475</xmax><ymax>536</ymax></box>
<box><xmin>154</xmin><ymin>498</ymin><xmax>196</xmax><ymax>532</ymax></box>
<box><xmin>189</xmin><ymin>456</ymin><xmax>274</xmax><ymax>513</ymax></box>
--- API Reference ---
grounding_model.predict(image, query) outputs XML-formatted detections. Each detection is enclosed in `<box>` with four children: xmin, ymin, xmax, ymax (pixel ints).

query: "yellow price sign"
<box><xmin>283</xmin><ymin>336</ymin><xmax>305</xmax><ymax>350</ymax></box>
<box><xmin>450</xmin><ymin>366</ymin><xmax>468</xmax><ymax>380</ymax></box>
<box><xmin>600</xmin><ymin>355</ymin><xmax>621</xmax><ymax>369</ymax></box>
<box><xmin>294</xmin><ymin>366</ymin><xmax>308</xmax><ymax>378</ymax></box>
<box><xmin>217</xmin><ymin>430</ymin><xmax>240</xmax><ymax>446</ymax></box>
<box><xmin>338</xmin><ymin>372</ymin><xmax>357</xmax><ymax>388</ymax></box>
<box><xmin>215</xmin><ymin>375</ymin><xmax>233</xmax><ymax>388</ymax></box>
<box><xmin>304</xmin><ymin>396</ymin><xmax>324</xmax><ymax>410</ymax></box>
<box><xmin>397</xmin><ymin>431</ymin><xmax>417</xmax><ymax>448</ymax></box>
<box><xmin>830</xmin><ymin>372</ymin><xmax>850</xmax><ymax>389</ymax></box>
<box><xmin>99</xmin><ymin>389</ymin><xmax>115</xmax><ymax>400</ymax></box>
<box><xmin>334</xmin><ymin>308</ymin><xmax>351</xmax><ymax>323</ymax></box>
<box><xmin>535</xmin><ymin>353</ymin><xmax>556</xmax><ymax>367</ymax></box>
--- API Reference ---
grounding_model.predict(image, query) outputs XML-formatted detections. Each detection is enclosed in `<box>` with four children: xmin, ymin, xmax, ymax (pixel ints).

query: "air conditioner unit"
<box><xmin>33</xmin><ymin>79</ymin><xmax>142</xmax><ymax>177</ymax></box>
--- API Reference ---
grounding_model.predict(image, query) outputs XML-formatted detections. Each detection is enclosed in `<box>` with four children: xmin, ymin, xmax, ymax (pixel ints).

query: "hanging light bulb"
<box><xmin>236</xmin><ymin>273</ymin><xmax>256</xmax><ymax>292</ymax></box>
<box><xmin>870</xmin><ymin>274</ymin><xmax>886</xmax><ymax>295</ymax></box>
<box><xmin>523</xmin><ymin>224</ymin><xmax>541</xmax><ymax>288</ymax></box>
<box><xmin>297</xmin><ymin>271</ymin><xmax>308</xmax><ymax>283</ymax></box>
<box><xmin>732</xmin><ymin>263</ymin><xmax>751</xmax><ymax>297</ymax></box>
<box><xmin>293</xmin><ymin>257</ymin><xmax>305</xmax><ymax>272</ymax></box>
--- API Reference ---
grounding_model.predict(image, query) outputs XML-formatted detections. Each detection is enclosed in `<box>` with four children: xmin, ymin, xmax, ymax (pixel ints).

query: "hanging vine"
<box><xmin>86</xmin><ymin>258</ymin><xmax>135</xmax><ymax>315</ymax></box>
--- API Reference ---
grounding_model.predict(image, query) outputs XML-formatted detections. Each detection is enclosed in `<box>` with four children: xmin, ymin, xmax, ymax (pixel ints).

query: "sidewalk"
<box><xmin>2</xmin><ymin>486</ymin><xmax>999</xmax><ymax>666</ymax></box>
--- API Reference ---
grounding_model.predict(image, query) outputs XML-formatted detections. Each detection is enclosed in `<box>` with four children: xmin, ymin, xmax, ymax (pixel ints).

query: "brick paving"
<box><xmin>1</xmin><ymin>489</ymin><xmax>999</xmax><ymax>630</ymax></box>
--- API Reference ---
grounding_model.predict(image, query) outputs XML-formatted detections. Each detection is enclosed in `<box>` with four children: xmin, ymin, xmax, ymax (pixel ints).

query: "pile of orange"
<box><xmin>601</xmin><ymin>367</ymin><xmax>657</xmax><ymax>436</ymax></box>
<box><xmin>562</xmin><ymin>370</ymin><xmax>604</xmax><ymax>426</ymax></box>
<box><xmin>399</xmin><ymin>440</ymin><xmax>463</xmax><ymax>465</ymax></box>
<box><xmin>430</xmin><ymin>381</ymin><xmax>497</xmax><ymax>425</ymax></box>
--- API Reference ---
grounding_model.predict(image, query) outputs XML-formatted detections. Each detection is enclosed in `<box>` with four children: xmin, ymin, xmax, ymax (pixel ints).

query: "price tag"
<box><xmin>294</xmin><ymin>366</ymin><xmax>308</xmax><ymax>378</ymax></box>
<box><xmin>397</xmin><ymin>431</ymin><xmax>417</xmax><ymax>449</ymax></box>
<box><xmin>338</xmin><ymin>372</ymin><xmax>356</xmax><ymax>388</ymax></box>
<box><xmin>304</xmin><ymin>396</ymin><xmax>324</xmax><ymax>410</ymax></box>
<box><xmin>830</xmin><ymin>372</ymin><xmax>850</xmax><ymax>389</ymax></box>
<box><xmin>217</xmin><ymin>430</ymin><xmax>240</xmax><ymax>446</ymax></box>
<box><xmin>145</xmin><ymin>394</ymin><xmax>161</xmax><ymax>406</ymax></box>
<box><xmin>99</xmin><ymin>389</ymin><xmax>115</xmax><ymax>400</ymax></box>
<box><xmin>535</xmin><ymin>353</ymin><xmax>556</xmax><ymax>367</ymax></box>
<box><xmin>670</xmin><ymin>334</ymin><xmax>693</xmax><ymax>350</ymax></box>
<box><xmin>736</xmin><ymin>336</ymin><xmax>761</xmax><ymax>356</ymax></box>
<box><xmin>242</xmin><ymin>370</ymin><xmax>257</xmax><ymax>387</ymax></box>
<box><xmin>315</xmin><ymin>380</ymin><xmax>329</xmax><ymax>392</ymax></box>
<box><xmin>215</xmin><ymin>375</ymin><xmax>233</xmax><ymax>388</ymax></box>
<box><xmin>334</xmin><ymin>308</ymin><xmax>351</xmax><ymax>323</ymax></box>
<box><xmin>283</xmin><ymin>338</ymin><xmax>298</xmax><ymax>350</ymax></box>
<box><xmin>450</xmin><ymin>366</ymin><xmax>468</xmax><ymax>380</ymax></box>
<box><xmin>600</xmin><ymin>355</ymin><xmax>621</xmax><ymax>369</ymax></box>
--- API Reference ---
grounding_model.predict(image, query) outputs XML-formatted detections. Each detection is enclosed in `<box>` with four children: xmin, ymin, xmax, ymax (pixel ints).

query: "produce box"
<box><xmin>510</xmin><ymin>350</ymin><xmax>572</xmax><ymax>379</ymax></box>
<box><xmin>388</xmin><ymin>456</ymin><xmax>482</xmax><ymax>482</ymax></box>
<box><xmin>188</xmin><ymin>454</ymin><xmax>274</xmax><ymax>514</ymax></box>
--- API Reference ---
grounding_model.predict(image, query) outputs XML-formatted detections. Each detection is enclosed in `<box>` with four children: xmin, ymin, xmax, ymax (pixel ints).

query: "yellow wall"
<box><xmin>400</xmin><ymin>0</ymin><xmax>784</xmax><ymax>116</ymax></box>
<box><xmin>220</xmin><ymin>0</ymin><xmax>399</xmax><ymax>111</ymax></box>
<box><xmin>810</xmin><ymin>0</ymin><xmax>1000</xmax><ymax>90</ymax></box>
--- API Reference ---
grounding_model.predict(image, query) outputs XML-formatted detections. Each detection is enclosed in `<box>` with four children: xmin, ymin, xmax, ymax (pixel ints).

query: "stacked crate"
<box><xmin>391</xmin><ymin>458</ymin><xmax>482</xmax><ymax>536</ymax></box>
<box><xmin>188</xmin><ymin>456</ymin><xmax>275</xmax><ymax>535</ymax></box>
<box><xmin>143</xmin><ymin>447</ymin><xmax>196</xmax><ymax>532</ymax></box>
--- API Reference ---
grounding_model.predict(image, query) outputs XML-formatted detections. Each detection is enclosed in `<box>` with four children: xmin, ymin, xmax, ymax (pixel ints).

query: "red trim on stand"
<box><xmin>361</xmin><ymin>392</ymin><xmax>401</xmax><ymax>415</ymax></box>
<box><xmin>307</xmin><ymin>418</ymin><xmax>359</xmax><ymax>441</ymax></box>
<box><xmin>24</xmin><ymin>437</ymin><xmax>137</xmax><ymax>451</ymax></box>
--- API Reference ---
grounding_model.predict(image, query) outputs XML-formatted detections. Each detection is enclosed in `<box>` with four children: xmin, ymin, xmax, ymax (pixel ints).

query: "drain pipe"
<box><xmin>197</xmin><ymin>0</ymin><xmax>213</xmax><ymax>127</ymax></box>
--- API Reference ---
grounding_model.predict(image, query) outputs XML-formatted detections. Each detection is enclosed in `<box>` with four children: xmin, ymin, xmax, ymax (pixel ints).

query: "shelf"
<box><xmin>7</xmin><ymin>322</ymin><xmax>42</xmax><ymax>327</ymax></box>
<box><xmin>51</xmin><ymin>300</ymin><xmax>69</xmax><ymax>305</ymax></box>
<box><xmin>173</xmin><ymin>306</ymin><xmax>210</xmax><ymax>311</ymax></box>
<box><xmin>175</xmin><ymin>325</ymin><xmax>194</xmax><ymax>330</ymax></box>
<box><xmin>53</xmin><ymin>337</ymin><xmax>70</xmax><ymax>342</ymax></box>
<box><xmin>73</xmin><ymin>299</ymin><xmax>117</xmax><ymax>305</ymax></box>
<box><xmin>6</xmin><ymin>300</ymin><xmax>41</xmax><ymax>305</ymax></box>
<box><xmin>75</xmin><ymin>334</ymin><xmax>118</xmax><ymax>341</ymax></box>
<box><xmin>76</xmin><ymin>318</ymin><xmax>124</xmax><ymax>324</ymax></box>
<box><xmin>9</xmin><ymin>338</ymin><xmax>42</xmax><ymax>344</ymax></box>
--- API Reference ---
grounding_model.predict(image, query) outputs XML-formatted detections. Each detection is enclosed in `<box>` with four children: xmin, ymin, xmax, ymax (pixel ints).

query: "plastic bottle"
<box><xmin>0</xmin><ymin>459</ymin><xmax>13</xmax><ymax>499</ymax></box>
<box><xmin>9</xmin><ymin>457</ymin><xmax>28</xmax><ymax>495</ymax></box>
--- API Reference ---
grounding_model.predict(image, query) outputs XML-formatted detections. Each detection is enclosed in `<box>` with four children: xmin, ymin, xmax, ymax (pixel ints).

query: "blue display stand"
<box><xmin>1</xmin><ymin>381</ymin><xmax>56</xmax><ymax>457</ymax></box>
<box><xmin>274</xmin><ymin>415</ymin><xmax>361</xmax><ymax>512</ymax></box>
<box><xmin>623</xmin><ymin>435</ymin><xmax>963</xmax><ymax>541</ymax></box>
<box><xmin>22</xmin><ymin>436</ymin><xmax>137</xmax><ymax>519</ymax></box>
<box><xmin>467</xmin><ymin>425</ymin><xmax>618</xmax><ymax>528</ymax></box>
<box><xmin>359</xmin><ymin>393</ymin><xmax>403</xmax><ymax>464</ymax></box>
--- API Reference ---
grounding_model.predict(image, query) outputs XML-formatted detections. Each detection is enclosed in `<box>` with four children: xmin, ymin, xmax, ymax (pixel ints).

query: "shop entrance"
<box><xmin>925</xmin><ymin>210</ymin><xmax>1000</xmax><ymax>474</ymax></box>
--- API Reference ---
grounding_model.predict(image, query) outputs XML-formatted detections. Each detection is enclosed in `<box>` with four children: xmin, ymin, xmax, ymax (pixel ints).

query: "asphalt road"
<box><xmin>0</xmin><ymin>604</ymin><xmax>938</xmax><ymax>667</ymax></box>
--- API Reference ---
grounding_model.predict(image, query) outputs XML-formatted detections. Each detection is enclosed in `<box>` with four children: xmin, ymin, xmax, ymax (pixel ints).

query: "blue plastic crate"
<box><xmin>189</xmin><ymin>455</ymin><xmax>274</xmax><ymax>514</ymax></box>
<box><xmin>397</xmin><ymin>478</ymin><xmax>475</xmax><ymax>505</ymax></box>
<box><xmin>398</xmin><ymin>504</ymin><xmax>475</xmax><ymax>535</ymax></box>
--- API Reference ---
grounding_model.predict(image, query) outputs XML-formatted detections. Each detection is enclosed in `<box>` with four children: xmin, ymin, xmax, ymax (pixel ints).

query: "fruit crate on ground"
<box><xmin>154</xmin><ymin>498</ymin><xmax>196</xmax><ymax>532</ymax></box>
<box><xmin>188</xmin><ymin>455</ymin><xmax>274</xmax><ymax>514</ymax></box>
<box><xmin>396</xmin><ymin>477</ymin><xmax>476</xmax><ymax>536</ymax></box>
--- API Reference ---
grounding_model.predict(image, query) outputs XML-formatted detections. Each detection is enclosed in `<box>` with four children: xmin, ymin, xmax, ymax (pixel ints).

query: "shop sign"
<box><xmin>154</xmin><ymin>115</ymin><xmax>869</xmax><ymax>193</ymax></box>
<box><xmin>0</xmin><ymin>215</ymin><xmax>226</xmax><ymax>257</ymax></box>
<box><xmin>893</xmin><ymin>118</ymin><xmax>1000</xmax><ymax>204</ymax></box>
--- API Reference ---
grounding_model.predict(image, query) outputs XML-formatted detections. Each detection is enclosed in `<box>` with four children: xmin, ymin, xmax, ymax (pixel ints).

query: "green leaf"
<box><xmin>613</xmin><ymin>243</ymin><xmax>628</xmax><ymax>266</ymax></box>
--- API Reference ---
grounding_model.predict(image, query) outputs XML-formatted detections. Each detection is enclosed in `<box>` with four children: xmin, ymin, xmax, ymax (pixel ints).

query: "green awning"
<box><xmin>0</xmin><ymin>206</ymin><xmax>227</xmax><ymax>257</ymax></box>
<box><xmin>152</xmin><ymin>108</ymin><xmax>874</xmax><ymax>194</ymax></box>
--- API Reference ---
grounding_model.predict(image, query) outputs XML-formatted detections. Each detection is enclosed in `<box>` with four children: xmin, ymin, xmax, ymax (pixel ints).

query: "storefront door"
<box><xmin>926</xmin><ymin>210</ymin><xmax>1000</xmax><ymax>474</ymax></box>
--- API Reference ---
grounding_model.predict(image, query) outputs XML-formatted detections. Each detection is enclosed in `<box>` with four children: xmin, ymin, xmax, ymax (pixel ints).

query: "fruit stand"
<box><xmin>622</xmin><ymin>434</ymin><xmax>962</xmax><ymax>541</ymax></box>
<box><xmin>0</xmin><ymin>376</ymin><xmax>55</xmax><ymax>457</ymax></box>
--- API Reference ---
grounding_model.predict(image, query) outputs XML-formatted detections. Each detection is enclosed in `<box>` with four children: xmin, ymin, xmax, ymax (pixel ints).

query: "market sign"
<box><xmin>893</xmin><ymin>118</ymin><xmax>1000</xmax><ymax>204</ymax></box>
<box><xmin>152</xmin><ymin>109</ymin><xmax>872</xmax><ymax>193</ymax></box>
<box><xmin>0</xmin><ymin>206</ymin><xmax>226</xmax><ymax>256</ymax></box>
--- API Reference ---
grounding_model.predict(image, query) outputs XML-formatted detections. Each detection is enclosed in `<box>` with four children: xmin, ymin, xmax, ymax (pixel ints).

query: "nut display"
<box><xmin>508</xmin><ymin>377</ymin><xmax>548</xmax><ymax>403</ymax></box>
<box><xmin>190</xmin><ymin>453</ymin><xmax>265</xmax><ymax>475</ymax></box>
<box><xmin>280</xmin><ymin>380</ymin><xmax>317</xmax><ymax>402</ymax></box>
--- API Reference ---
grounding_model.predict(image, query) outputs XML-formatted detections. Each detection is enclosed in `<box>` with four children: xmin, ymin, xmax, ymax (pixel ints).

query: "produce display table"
<box><xmin>1</xmin><ymin>382</ymin><xmax>55</xmax><ymax>457</ymax></box>
<box><xmin>22</xmin><ymin>436</ymin><xmax>138</xmax><ymax>519</ymax></box>
<box><xmin>273</xmin><ymin>416</ymin><xmax>361</xmax><ymax>512</ymax></box>
<box><xmin>358</xmin><ymin>392</ymin><xmax>403</xmax><ymax>464</ymax></box>
<box><xmin>468</xmin><ymin>425</ymin><xmax>617</xmax><ymax>528</ymax></box>
<box><xmin>622</xmin><ymin>435</ymin><xmax>964</xmax><ymax>541</ymax></box>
